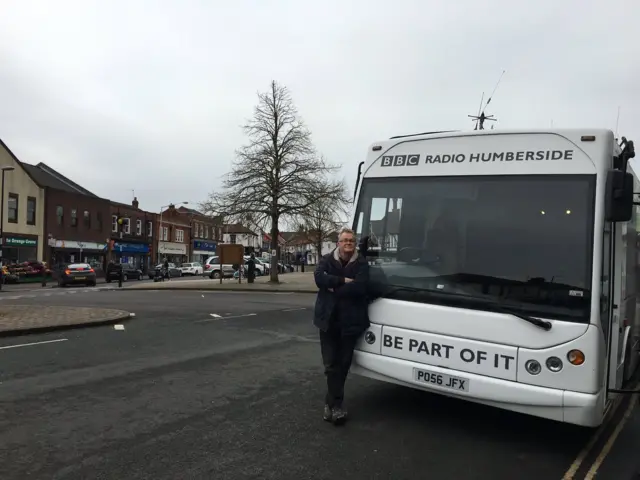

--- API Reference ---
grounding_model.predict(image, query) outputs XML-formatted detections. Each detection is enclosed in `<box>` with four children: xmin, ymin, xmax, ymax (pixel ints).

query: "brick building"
<box><xmin>158</xmin><ymin>204</ymin><xmax>190</xmax><ymax>264</ymax></box>
<box><xmin>21</xmin><ymin>163</ymin><xmax>111</xmax><ymax>274</ymax></box>
<box><xmin>109</xmin><ymin>197</ymin><xmax>157</xmax><ymax>271</ymax></box>
<box><xmin>177</xmin><ymin>206</ymin><xmax>220</xmax><ymax>263</ymax></box>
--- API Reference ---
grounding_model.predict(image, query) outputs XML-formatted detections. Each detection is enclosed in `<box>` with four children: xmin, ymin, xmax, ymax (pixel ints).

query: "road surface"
<box><xmin>0</xmin><ymin>288</ymin><xmax>636</xmax><ymax>479</ymax></box>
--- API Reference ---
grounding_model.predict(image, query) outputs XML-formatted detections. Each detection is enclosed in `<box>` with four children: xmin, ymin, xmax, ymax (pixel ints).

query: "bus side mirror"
<box><xmin>604</xmin><ymin>169</ymin><xmax>634</xmax><ymax>222</ymax></box>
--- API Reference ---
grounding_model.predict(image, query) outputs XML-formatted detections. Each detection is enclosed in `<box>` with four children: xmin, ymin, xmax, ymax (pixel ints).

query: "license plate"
<box><xmin>413</xmin><ymin>368</ymin><xmax>469</xmax><ymax>392</ymax></box>
<box><xmin>74</xmin><ymin>276</ymin><xmax>86</xmax><ymax>280</ymax></box>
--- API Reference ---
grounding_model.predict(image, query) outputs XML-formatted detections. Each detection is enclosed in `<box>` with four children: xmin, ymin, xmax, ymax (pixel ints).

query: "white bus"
<box><xmin>350</xmin><ymin>129</ymin><xmax>638</xmax><ymax>427</ymax></box>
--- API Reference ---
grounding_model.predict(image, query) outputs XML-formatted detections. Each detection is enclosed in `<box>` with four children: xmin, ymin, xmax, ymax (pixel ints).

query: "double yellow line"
<box><xmin>562</xmin><ymin>378</ymin><xmax>639</xmax><ymax>479</ymax></box>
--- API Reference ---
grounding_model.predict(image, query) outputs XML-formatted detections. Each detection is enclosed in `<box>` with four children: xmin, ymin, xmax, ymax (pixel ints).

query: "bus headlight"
<box><xmin>545</xmin><ymin>356</ymin><xmax>563</xmax><ymax>372</ymax></box>
<box><xmin>364</xmin><ymin>331</ymin><xmax>376</xmax><ymax>345</ymax></box>
<box><xmin>525</xmin><ymin>359</ymin><xmax>542</xmax><ymax>375</ymax></box>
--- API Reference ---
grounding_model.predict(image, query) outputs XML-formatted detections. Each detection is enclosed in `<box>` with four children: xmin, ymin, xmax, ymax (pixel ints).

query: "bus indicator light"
<box><xmin>567</xmin><ymin>350</ymin><xmax>585</xmax><ymax>366</ymax></box>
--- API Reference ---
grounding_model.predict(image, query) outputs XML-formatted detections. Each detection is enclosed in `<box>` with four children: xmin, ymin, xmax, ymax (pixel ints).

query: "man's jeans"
<box><xmin>320</xmin><ymin>327</ymin><xmax>359</xmax><ymax>409</ymax></box>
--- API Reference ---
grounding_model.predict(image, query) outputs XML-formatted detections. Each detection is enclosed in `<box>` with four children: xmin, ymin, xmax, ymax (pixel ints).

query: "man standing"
<box><xmin>313</xmin><ymin>227</ymin><xmax>370</xmax><ymax>425</ymax></box>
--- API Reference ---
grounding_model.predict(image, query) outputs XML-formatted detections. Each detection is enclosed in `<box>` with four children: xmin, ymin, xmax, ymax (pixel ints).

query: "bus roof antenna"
<box><xmin>468</xmin><ymin>70</ymin><xmax>505</xmax><ymax>130</ymax></box>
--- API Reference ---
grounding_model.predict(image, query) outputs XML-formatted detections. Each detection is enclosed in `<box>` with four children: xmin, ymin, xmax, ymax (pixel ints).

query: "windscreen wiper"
<box><xmin>382</xmin><ymin>284</ymin><xmax>552</xmax><ymax>331</ymax></box>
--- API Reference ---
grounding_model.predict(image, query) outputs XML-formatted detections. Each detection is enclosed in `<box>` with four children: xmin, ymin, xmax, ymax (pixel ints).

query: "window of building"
<box><xmin>204</xmin><ymin>226</ymin><xmax>208</xmax><ymax>239</ymax></box>
<box><xmin>230</xmin><ymin>234</ymin><xmax>236</xmax><ymax>244</ymax></box>
<box><xmin>26</xmin><ymin>197</ymin><xmax>36</xmax><ymax>225</ymax></box>
<box><xmin>84</xmin><ymin>210</ymin><xmax>90</xmax><ymax>228</ymax></box>
<box><xmin>112</xmin><ymin>215</ymin><xmax>118</xmax><ymax>233</ymax></box>
<box><xmin>123</xmin><ymin>218</ymin><xmax>131</xmax><ymax>234</ymax></box>
<box><xmin>57</xmin><ymin>206</ymin><xmax>64</xmax><ymax>225</ymax></box>
<box><xmin>71</xmin><ymin>209</ymin><xmax>77</xmax><ymax>227</ymax></box>
<box><xmin>147</xmin><ymin>221</ymin><xmax>153</xmax><ymax>237</ymax></box>
<box><xmin>8</xmin><ymin>193</ymin><xmax>18</xmax><ymax>223</ymax></box>
<box><xmin>176</xmin><ymin>229</ymin><xmax>184</xmax><ymax>242</ymax></box>
<box><xmin>97</xmin><ymin>212</ymin><xmax>103</xmax><ymax>230</ymax></box>
<box><xmin>135</xmin><ymin>219</ymin><xmax>142</xmax><ymax>235</ymax></box>
<box><xmin>160</xmin><ymin>226</ymin><xmax>168</xmax><ymax>241</ymax></box>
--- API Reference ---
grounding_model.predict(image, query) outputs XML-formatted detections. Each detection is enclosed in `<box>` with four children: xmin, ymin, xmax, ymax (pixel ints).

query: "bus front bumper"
<box><xmin>352</xmin><ymin>351</ymin><xmax>605</xmax><ymax>427</ymax></box>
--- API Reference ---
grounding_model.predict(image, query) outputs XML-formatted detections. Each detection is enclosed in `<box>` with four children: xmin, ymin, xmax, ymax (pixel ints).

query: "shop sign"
<box><xmin>4</xmin><ymin>237</ymin><xmax>37</xmax><ymax>247</ymax></box>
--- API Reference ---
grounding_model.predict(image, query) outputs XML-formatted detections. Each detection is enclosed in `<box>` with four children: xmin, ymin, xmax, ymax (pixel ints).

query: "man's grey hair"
<box><xmin>338</xmin><ymin>227</ymin><xmax>356</xmax><ymax>238</ymax></box>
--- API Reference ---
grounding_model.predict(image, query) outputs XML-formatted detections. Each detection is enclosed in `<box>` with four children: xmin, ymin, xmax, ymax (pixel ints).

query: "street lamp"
<box><xmin>0</xmin><ymin>165</ymin><xmax>16</xmax><ymax>291</ymax></box>
<box><xmin>158</xmin><ymin>201</ymin><xmax>189</xmax><ymax>263</ymax></box>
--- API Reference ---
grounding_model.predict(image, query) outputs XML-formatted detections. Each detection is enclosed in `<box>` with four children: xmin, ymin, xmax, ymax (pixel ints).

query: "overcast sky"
<box><xmin>1</xmin><ymin>0</ymin><xmax>638</xmax><ymax>216</ymax></box>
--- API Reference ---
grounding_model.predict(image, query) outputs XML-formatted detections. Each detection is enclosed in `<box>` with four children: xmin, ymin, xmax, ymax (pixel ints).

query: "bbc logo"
<box><xmin>380</xmin><ymin>154</ymin><xmax>420</xmax><ymax>167</ymax></box>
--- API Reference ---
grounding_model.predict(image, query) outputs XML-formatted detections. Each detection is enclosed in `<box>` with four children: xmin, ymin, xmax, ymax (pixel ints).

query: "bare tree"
<box><xmin>201</xmin><ymin>80</ymin><xmax>345</xmax><ymax>282</ymax></box>
<box><xmin>297</xmin><ymin>193</ymin><xmax>350</xmax><ymax>261</ymax></box>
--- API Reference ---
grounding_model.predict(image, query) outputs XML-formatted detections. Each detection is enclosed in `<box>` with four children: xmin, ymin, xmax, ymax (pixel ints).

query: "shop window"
<box><xmin>8</xmin><ymin>193</ymin><xmax>18</xmax><ymax>223</ymax></box>
<box><xmin>27</xmin><ymin>197</ymin><xmax>36</xmax><ymax>225</ymax></box>
<box><xmin>84</xmin><ymin>210</ymin><xmax>90</xmax><ymax>228</ymax></box>
<box><xmin>57</xmin><ymin>206</ymin><xmax>64</xmax><ymax>225</ymax></box>
<box><xmin>71</xmin><ymin>209</ymin><xmax>77</xmax><ymax>227</ymax></box>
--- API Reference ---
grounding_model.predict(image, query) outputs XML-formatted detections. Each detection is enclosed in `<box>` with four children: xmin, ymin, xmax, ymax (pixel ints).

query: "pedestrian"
<box><xmin>247</xmin><ymin>253</ymin><xmax>256</xmax><ymax>283</ymax></box>
<box><xmin>163</xmin><ymin>257</ymin><xmax>170</xmax><ymax>280</ymax></box>
<box><xmin>313</xmin><ymin>227</ymin><xmax>370</xmax><ymax>425</ymax></box>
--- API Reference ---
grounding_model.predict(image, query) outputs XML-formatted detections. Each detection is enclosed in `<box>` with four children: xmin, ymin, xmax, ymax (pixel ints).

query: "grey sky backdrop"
<box><xmin>1</xmin><ymin>0</ymin><xmax>638</xmax><ymax>215</ymax></box>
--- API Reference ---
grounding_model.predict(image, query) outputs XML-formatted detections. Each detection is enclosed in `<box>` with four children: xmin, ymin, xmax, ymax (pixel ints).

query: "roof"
<box><xmin>0</xmin><ymin>138</ymin><xmax>45</xmax><ymax>188</ymax></box>
<box><xmin>21</xmin><ymin>162</ymin><xmax>98</xmax><ymax>196</ymax></box>
<box><xmin>223</xmin><ymin>224</ymin><xmax>257</xmax><ymax>235</ymax></box>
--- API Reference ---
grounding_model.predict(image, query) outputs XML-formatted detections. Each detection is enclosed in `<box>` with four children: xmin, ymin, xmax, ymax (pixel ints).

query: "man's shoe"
<box><xmin>323</xmin><ymin>404</ymin><xmax>333</xmax><ymax>422</ymax></box>
<box><xmin>331</xmin><ymin>407</ymin><xmax>348</xmax><ymax>426</ymax></box>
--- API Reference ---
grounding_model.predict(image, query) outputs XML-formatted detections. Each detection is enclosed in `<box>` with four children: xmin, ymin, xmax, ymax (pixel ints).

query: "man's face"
<box><xmin>338</xmin><ymin>232</ymin><xmax>356</xmax><ymax>255</ymax></box>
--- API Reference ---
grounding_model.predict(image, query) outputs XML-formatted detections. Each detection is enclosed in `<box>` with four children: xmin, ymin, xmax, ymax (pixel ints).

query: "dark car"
<box><xmin>106</xmin><ymin>263</ymin><xmax>143</xmax><ymax>282</ymax></box>
<box><xmin>57</xmin><ymin>263</ymin><xmax>97</xmax><ymax>287</ymax></box>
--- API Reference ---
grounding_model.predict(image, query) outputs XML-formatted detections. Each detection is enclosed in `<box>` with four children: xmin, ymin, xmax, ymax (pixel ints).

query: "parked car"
<box><xmin>203</xmin><ymin>256</ymin><xmax>235</xmax><ymax>279</ymax></box>
<box><xmin>57</xmin><ymin>263</ymin><xmax>97</xmax><ymax>287</ymax></box>
<box><xmin>106</xmin><ymin>263</ymin><xmax>143</xmax><ymax>282</ymax></box>
<box><xmin>180</xmin><ymin>262</ymin><xmax>203</xmax><ymax>276</ymax></box>
<box><xmin>147</xmin><ymin>263</ymin><xmax>182</xmax><ymax>279</ymax></box>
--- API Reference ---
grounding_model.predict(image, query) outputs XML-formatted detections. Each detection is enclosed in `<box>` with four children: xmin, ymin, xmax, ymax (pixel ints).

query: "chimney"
<box><xmin>132</xmin><ymin>197</ymin><xmax>139</xmax><ymax>209</ymax></box>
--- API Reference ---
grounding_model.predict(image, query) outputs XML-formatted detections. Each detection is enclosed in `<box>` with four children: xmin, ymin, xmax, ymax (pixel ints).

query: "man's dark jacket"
<box><xmin>313</xmin><ymin>248</ymin><xmax>370</xmax><ymax>336</ymax></box>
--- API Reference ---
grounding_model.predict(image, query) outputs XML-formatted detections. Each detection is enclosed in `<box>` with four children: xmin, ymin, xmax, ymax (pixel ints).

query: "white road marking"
<box><xmin>210</xmin><ymin>314</ymin><xmax>221</xmax><ymax>318</ymax></box>
<box><xmin>113</xmin><ymin>324</ymin><xmax>125</xmax><ymax>330</ymax></box>
<box><xmin>282</xmin><ymin>307</ymin><xmax>306</xmax><ymax>312</ymax></box>
<box><xmin>0</xmin><ymin>338</ymin><xmax>68</xmax><ymax>350</ymax></box>
<box><xmin>195</xmin><ymin>313</ymin><xmax>257</xmax><ymax>323</ymax></box>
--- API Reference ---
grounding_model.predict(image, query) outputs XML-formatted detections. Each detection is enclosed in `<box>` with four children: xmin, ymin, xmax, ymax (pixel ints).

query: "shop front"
<box><xmin>191</xmin><ymin>240</ymin><xmax>216</xmax><ymax>263</ymax></box>
<box><xmin>111</xmin><ymin>241</ymin><xmax>151</xmax><ymax>271</ymax></box>
<box><xmin>51</xmin><ymin>239</ymin><xmax>107</xmax><ymax>275</ymax></box>
<box><xmin>158</xmin><ymin>241</ymin><xmax>188</xmax><ymax>265</ymax></box>
<box><xmin>2</xmin><ymin>234</ymin><xmax>39</xmax><ymax>263</ymax></box>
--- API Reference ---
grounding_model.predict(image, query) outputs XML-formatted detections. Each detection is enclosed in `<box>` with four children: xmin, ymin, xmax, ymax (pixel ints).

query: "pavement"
<box><xmin>127</xmin><ymin>271</ymin><xmax>318</xmax><ymax>292</ymax></box>
<box><xmin>0</xmin><ymin>288</ymin><xmax>638</xmax><ymax>479</ymax></box>
<box><xmin>0</xmin><ymin>304</ymin><xmax>132</xmax><ymax>336</ymax></box>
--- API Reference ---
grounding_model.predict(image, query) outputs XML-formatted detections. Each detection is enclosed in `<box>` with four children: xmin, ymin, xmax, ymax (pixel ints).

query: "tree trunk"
<box><xmin>316</xmin><ymin>241</ymin><xmax>323</xmax><ymax>263</ymax></box>
<box><xmin>269</xmin><ymin>214</ymin><xmax>279</xmax><ymax>283</ymax></box>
